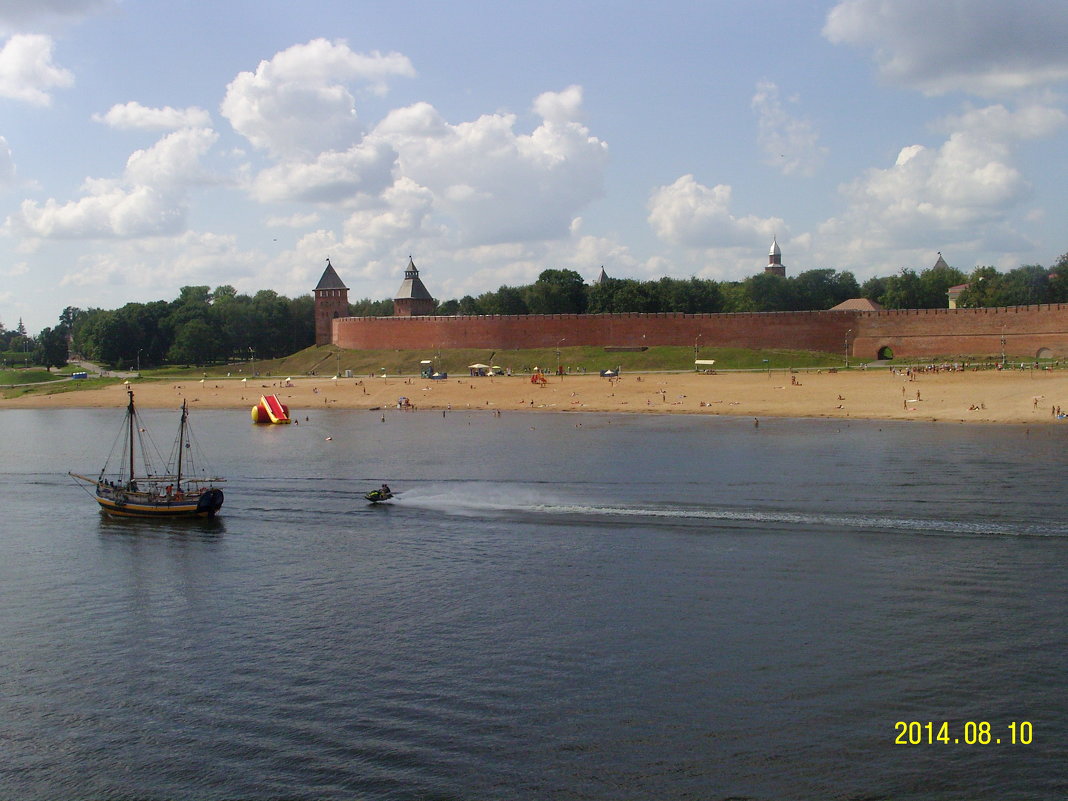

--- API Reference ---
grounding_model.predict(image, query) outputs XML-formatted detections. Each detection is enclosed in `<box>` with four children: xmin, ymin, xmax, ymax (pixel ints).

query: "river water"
<box><xmin>1</xmin><ymin>407</ymin><xmax>1066</xmax><ymax>800</ymax></box>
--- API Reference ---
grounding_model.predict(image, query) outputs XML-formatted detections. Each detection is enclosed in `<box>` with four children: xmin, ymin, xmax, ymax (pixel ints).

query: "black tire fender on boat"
<box><xmin>197</xmin><ymin>488</ymin><xmax>224</xmax><ymax>513</ymax></box>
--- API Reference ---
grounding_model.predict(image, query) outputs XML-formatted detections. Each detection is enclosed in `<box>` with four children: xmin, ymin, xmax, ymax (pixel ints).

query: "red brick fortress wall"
<box><xmin>852</xmin><ymin>305</ymin><xmax>1068</xmax><ymax>360</ymax></box>
<box><xmin>333</xmin><ymin>304</ymin><xmax>1068</xmax><ymax>360</ymax></box>
<box><xmin>334</xmin><ymin>310</ymin><xmax>859</xmax><ymax>353</ymax></box>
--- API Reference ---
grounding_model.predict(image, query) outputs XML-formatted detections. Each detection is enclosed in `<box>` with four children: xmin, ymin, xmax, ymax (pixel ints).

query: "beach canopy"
<box><xmin>468</xmin><ymin>363</ymin><xmax>490</xmax><ymax>369</ymax></box>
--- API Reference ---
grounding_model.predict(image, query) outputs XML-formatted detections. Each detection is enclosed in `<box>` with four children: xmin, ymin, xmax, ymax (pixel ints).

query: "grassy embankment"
<box><xmin>176</xmin><ymin>344</ymin><xmax>845</xmax><ymax>378</ymax></box>
<box><xmin>0</xmin><ymin>343</ymin><xmax>1023</xmax><ymax>400</ymax></box>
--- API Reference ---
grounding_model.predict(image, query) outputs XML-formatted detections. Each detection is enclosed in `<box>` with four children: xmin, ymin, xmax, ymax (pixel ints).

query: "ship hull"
<box><xmin>93</xmin><ymin>487</ymin><xmax>224</xmax><ymax>518</ymax></box>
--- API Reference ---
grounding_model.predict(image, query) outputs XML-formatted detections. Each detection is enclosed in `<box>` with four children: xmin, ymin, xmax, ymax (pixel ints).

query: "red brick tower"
<box><xmin>393</xmin><ymin>257</ymin><xmax>436</xmax><ymax>316</ymax></box>
<box><xmin>314</xmin><ymin>259</ymin><xmax>349</xmax><ymax>345</ymax></box>
<box><xmin>765</xmin><ymin>236</ymin><xmax>786</xmax><ymax>277</ymax></box>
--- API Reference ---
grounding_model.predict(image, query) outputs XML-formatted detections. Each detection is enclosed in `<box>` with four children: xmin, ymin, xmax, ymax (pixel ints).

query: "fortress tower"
<box><xmin>393</xmin><ymin>257</ymin><xmax>436</xmax><ymax>317</ymax></box>
<box><xmin>765</xmin><ymin>236</ymin><xmax>786</xmax><ymax>277</ymax></box>
<box><xmin>314</xmin><ymin>259</ymin><xmax>349</xmax><ymax>345</ymax></box>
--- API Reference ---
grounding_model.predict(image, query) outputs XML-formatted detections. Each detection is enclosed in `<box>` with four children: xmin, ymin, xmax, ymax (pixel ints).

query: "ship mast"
<box><xmin>176</xmin><ymin>400</ymin><xmax>187</xmax><ymax>490</ymax></box>
<box><xmin>127</xmin><ymin>388</ymin><xmax>136</xmax><ymax>483</ymax></box>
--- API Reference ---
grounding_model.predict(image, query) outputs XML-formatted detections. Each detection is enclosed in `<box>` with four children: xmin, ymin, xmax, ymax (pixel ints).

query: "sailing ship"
<box><xmin>70</xmin><ymin>388</ymin><xmax>225</xmax><ymax>518</ymax></box>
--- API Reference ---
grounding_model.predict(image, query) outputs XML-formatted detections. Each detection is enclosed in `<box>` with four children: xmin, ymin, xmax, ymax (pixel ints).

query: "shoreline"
<box><xmin>3</xmin><ymin>369</ymin><xmax>1068</xmax><ymax>425</ymax></box>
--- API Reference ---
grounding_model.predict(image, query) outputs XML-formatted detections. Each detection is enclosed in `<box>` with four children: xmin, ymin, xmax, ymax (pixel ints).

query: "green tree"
<box><xmin>524</xmin><ymin>269</ymin><xmax>587</xmax><ymax>314</ymax></box>
<box><xmin>719</xmin><ymin>282</ymin><xmax>754</xmax><ymax>313</ymax></box>
<box><xmin>918</xmin><ymin>262</ymin><xmax>967</xmax><ymax>308</ymax></box>
<box><xmin>742</xmin><ymin>272</ymin><xmax>791</xmax><ymax>311</ymax></box>
<box><xmin>167</xmin><ymin>318</ymin><xmax>222</xmax><ymax>365</ymax></box>
<box><xmin>999</xmin><ymin>265</ymin><xmax>1050</xmax><ymax>306</ymax></box>
<box><xmin>956</xmin><ymin>267</ymin><xmax>1004</xmax><ymax>307</ymax></box>
<box><xmin>495</xmin><ymin>285</ymin><xmax>528</xmax><ymax>315</ymax></box>
<box><xmin>349</xmin><ymin>298</ymin><xmax>394</xmax><ymax>316</ymax></box>
<box><xmin>861</xmin><ymin>275</ymin><xmax>889</xmax><ymax>306</ymax></box>
<box><xmin>790</xmin><ymin>269</ymin><xmax>859</xmax><ymax>310</ymax></box>
<box><xmin>880</xmin><ymin>269</ymin><xmax>924</xmax><ymax>309</ymax></box>
<box><xmin>1049</xmin><ymin>253</ymin><xmax>1068</xmax><ymax>303</ymax></box>
<box><xmin>436</xmin><ymin>299</ymin><xmax>460</xmax><ymax>315</ymax></box>
<box><xmin>650</xmin><ymin>277</ymin><xmax>722</xmax><ymax>313</ymax></box>
<box><xmin>285</xmin><ymin>295</ymin><xmax>316</xmax><ymax>352</ymax></box>
<box><xmin>613</xmin><ymin>280</ymin><xmax>659</xmax><ymax>312</ymax></box>
<box><xmin>586</xmin><ymin>278</ymin><xmax>626</xmax><ymax>313</ymax></box>
<box><xmin>33</xmin><ymin>326</ymin><xmax>69</xmax><ymax>369</ymax></box>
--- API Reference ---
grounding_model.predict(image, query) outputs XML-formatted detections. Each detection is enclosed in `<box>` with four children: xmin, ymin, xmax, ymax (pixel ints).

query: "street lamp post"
<box><xmin>556</xmin><ymin>338</ymin><xmax>566</xmax><ymax>377</ymax></box>
<box><xmin>249</xmin><ymin>347</ymin><xmax>255</xmax><ymax>377</ymax></box>
<box><xmin>844</xmin><ymin>329</ymin><xmax>852</xmax><ymax>368</ymax></box>
<box><xmin>336</xmin><ymin>348</ymin><xmax>341</xmax><ymax>378</ymax></box>
<box><xmin>694</xmin><ymin>333</ymin><xmax>702</xmax><ymax>369</ymax></box>
<box><xmin>136</xmin><ymin>348</ymin><xmax>142</xmax><ymax>376</ymax></box>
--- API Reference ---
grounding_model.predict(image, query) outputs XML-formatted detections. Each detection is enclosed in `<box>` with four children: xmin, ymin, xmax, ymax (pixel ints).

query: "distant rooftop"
<box><xmin>829</xmin><ymin>297</ymin><xmax>884</xmax><ymax>311</ymax></box>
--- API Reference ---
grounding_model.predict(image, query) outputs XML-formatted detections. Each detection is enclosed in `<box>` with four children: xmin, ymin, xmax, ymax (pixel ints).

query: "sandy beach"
<box><xmin>4</xmin><ymin>367</ymin><xmax>1068</xmax><ymax>425</ymax></box>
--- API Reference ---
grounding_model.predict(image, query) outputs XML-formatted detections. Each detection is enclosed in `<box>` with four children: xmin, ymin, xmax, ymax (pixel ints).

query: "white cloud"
<box><xmin>7</xmin><ymin>127</ymin><xmax>218</xmax><ymax>239</ymax></box>
<box><xmin>266</xmin><ymin>212</ymin><xmax>320</xmax><ymax>228</ymax></box>
<box><xmin>221</xmin><ymin>38</ymin><xmax>415</xmax><ymax>159</ymax></box>
<box><xmin>532</xmin><ymin>85</ymin><xmax>584</xmax><ymax>124</ymax></box>
<box><xmin>568</xmin><ymin>233</ymin><xmax>639</xmax><ymax>277</ymax></box>
<box><xmin>0</xmin><ymin>33</ymin><xmax>73</xmax><ymax>105</ymax></box>
<box><xmin>647</xmin><ymin>174</ymin><xmax>784</xmax><ymax>249</ymax></box>
<box><xmin>824</xmin><ymin>0</ymin><xmax>1068</xmax><ymax>96</ymax></box>
<box><xmin>92</xmin><ymin>101</ymin><xmax>212</xmax><ymax>131</ymax></box>
<box><xmin>340</xmin><ymin>177</ymin><xmax>435</xmax><ymax>245</ymax></box>
<box><xmin>0</xmin><ymin>135</ymin><xmax>14</xmax><ymax>186</ymax></box>
<box><xmin>751</xmin><ymin>81</ymin><xmax>827</xmax><ymax>177</ymax></box>
<box><xmin>123</xmin><ymin>127</ymin><xmax>218</xmax><ymax>186</ymax></box>
<box><xmin>820</xmin><ymin>101</ymin><xmax>1066</xmax><ymax>258</ymax></box>
<box><xmin>59</xmin><ymin>231</ymin><xmax>261</xmax><ymax>291</ymax></box>
<box><xmin>250</xmin><ymin>138</ymin><xmax>396</xmax><ymax>203</ymax></box>
<box><xmin>373</xmin><ymin>91</ymin><xmax>608</xmax><ymax>245</ymax></box>
<box><xmin>934</xmin><ymin>102</ymin><xmax>1067</xmax><ymax>142</ymax></box>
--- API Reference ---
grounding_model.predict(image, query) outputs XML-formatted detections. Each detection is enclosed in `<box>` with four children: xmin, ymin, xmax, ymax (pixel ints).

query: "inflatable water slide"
<box><xmin>251</xmin><ymin>394</ymin><xmax>291</xmax><ymax>424</ymax></box>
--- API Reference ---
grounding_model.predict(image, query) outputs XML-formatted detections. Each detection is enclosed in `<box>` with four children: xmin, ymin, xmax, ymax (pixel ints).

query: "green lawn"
<box><xmin>0</xmin><ymin>368</ymin><xmax>68</xmax><ymax>385</ymax></box>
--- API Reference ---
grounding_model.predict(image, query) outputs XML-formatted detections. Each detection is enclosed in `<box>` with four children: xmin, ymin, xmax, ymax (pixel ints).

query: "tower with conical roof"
<box><xmin>765</xmin><ymin>236</ymin><xmax>785</xmax><ymax>277</ymax></box>
<box><xmin>314</xmin><ymin>258</ymin><xmax>349</xmax><ymax>345</ymax></box>
<box><xmin>393</xmin><ymin>257</ymin><xmax>435</xmax><ymax>316</ymax></box>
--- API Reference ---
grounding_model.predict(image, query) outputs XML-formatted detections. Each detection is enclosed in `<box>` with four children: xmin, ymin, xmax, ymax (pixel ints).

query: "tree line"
<box><xmin>1</xmin><ymin>286</ymin><xmax>314</xmax><ymax>371</ymax></box>
<box><xmin>4</xmin><ymin>253</ymin><xmax>1068</xmax><ymax>369</ymax></box>
<box><xmin>353</xmin><ymin>253</ymin><xmax>1068</xmax><ymax>317</ymax></box>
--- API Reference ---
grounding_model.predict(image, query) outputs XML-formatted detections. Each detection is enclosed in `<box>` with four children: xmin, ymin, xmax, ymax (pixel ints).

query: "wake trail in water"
<box><xmin>395</xmin><ymin>483</ymin><xmax>1067</xmax><ymax>539</ymax></box>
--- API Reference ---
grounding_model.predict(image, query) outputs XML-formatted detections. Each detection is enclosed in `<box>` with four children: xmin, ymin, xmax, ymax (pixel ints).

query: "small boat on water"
<box><xmin>70</xmin><ymin>388</ymin><xmax>225</xmax><ymax>518</ymax></box>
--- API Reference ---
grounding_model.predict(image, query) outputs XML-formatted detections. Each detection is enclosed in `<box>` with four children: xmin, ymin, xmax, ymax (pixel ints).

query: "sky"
<box><xmin>3</xmin><ymin>0</ymin><xmax>1068</xmax><ymax>333</ymax></box>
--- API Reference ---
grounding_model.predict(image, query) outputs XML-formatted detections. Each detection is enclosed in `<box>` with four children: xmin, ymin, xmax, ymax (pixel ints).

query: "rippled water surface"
<box><xmin>1</xmin><ymin>407</ymin><xmax>1066</xmax><ymax>799</ymax></box>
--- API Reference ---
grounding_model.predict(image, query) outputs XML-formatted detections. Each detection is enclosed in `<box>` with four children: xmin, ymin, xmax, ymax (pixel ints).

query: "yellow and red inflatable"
<box><xmin>251</xmin><ymin>394</ymin><xmax>291</xmax><ymax>424</ymax></box>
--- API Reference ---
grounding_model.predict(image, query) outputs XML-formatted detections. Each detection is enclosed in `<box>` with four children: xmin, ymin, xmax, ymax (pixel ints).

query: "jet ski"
<box><xmin>365</xmin><ymin>486</ymin><xmax>394</xmax><ymax>503</ymax></box>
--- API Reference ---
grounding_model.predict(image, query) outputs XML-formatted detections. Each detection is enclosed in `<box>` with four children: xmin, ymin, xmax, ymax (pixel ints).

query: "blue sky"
<box><xmin>3</xmin><ymin>0</ymin><xmax>1068</xmax><ymax>332</ymax></box>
